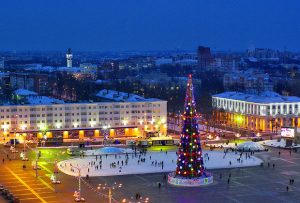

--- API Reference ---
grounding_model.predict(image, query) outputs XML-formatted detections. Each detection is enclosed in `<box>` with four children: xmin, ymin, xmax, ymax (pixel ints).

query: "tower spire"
<box><xmin>66</xmin><ymin>48</ymin><xmax>73</xmax><ymax>67</ymax></box>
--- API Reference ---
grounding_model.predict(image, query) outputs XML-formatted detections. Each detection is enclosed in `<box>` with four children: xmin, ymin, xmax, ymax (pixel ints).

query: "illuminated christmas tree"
<box><xmin>175</xmin><ymin>74</ymin><xmax>204</xmax><ymax>178</ymax></box>
<box><xmin>168</xmin><ymin>74</ymin><xmax>213</xmax><ymax>186</ymax></box>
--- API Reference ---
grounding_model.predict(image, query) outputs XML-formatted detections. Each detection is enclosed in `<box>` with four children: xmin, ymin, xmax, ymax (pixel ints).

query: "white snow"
<box><xmin>259</xmin><ymin>139</ymin><xmax>300</xmax><ymax>148</ymax></box>
<box><xmin>26</xmin><ymin>96</ymin><xmax>65</xmax><ymax>105</ymax></box>
<box><xmin>58</xmin><ymin>150</ymin><xmax>263</xmax><ymax>177</ymax></box>
<box><xmin>206</xmin><ymin>142</ymin><xmax>265</xmax><ymax>151</ymax></box>
<box><xmin>96</xmin><ymin>89</ymin><xmax>160</xmax><ymax>102</ymax></box>
<box><xmin>14</xmin><ymin>89</ymin><xmax>37</xmax><ymax>96</ymax></box>
<box><xmin>236</xmin><ymin>142</ymin><xmax>265</xmax><ymax>151</ymax></box>
<box><xmin>206</xmin><ymin>143</ymin><xmax>237</xmax><ymax>149</ymax></box>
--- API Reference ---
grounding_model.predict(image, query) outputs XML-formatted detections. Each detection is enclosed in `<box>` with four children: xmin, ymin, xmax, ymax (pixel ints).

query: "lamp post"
<box><xmin>71</xmin><ymin>166</ymin><xmax>85</xmax><ymax>202</ymax></box>
<box><xmin>51</xmin><ymin>159</ymin><xmax>61</xmax><ymax>192</ymax></box>
<box><xmin>35</xmin><ymin>142</ymin><xmax>39</xmax><ymax>178</ymax></box>
<box><xmin>97</xmin><ymin>182</ymin><xmax>122</xmax><ymax>203</ymax></box>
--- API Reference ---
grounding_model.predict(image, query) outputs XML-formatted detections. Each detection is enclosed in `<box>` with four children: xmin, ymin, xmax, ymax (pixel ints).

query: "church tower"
<box><xmin>66</xmin><ymin>48</ymin><xmax>73</xmax><ymax>67</ymax></box>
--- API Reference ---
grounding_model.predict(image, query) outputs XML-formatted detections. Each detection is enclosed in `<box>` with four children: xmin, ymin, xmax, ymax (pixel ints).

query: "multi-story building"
<box><xmin>0</xmin><ymin>58</ymin><xmax>4</xmax><ymax>72</ymax></box>
<box><xmin>10</xmin><ymin>73</ymin><xmax>49</xmax><ymax>95</ymax></box>
<box><xmin>212</xmin><ymin>91</ymin><xmax>300</xmax><ymax>132</ymax></box>
<box><xmin>197</xmin><ymin>46</ymin><xmax>214</xmax><ymax>70</ymax></box>
<box><xmin>0</xmin><ymin>73</ymin><xmax>9</xmax><ymax>95</ymax></box>
<box><xmin>0</xmin><ymin>92</ymin><xmax>167</xmax><ymax>141</ymax></box>
<box><xmin>223</xmin><ymin>70</ymin><xmax>273</xmax><ymax>94</ymax></box>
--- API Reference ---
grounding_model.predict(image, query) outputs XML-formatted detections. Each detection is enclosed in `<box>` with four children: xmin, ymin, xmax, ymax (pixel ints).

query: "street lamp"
<box><xmin>122</xmin><ymin>196</ymin><xmax>149</xmax><ymax>203</ymax></box>
<box><xmin>71</xmin><ymin>165</ymin><xmax>85</xmax><ymax>202</ymax></box>
<box><xmin>51</xmin><ymin>159</ymin><xmax>61</xmax><ymax>192</ymax></box>
<box><xmin>19</xmin><ymin>124</ymin><xmax>29</xmax><ymax>162</ymax></box>
<box><xmin>97</xmin><ymin>182</ymin><xmax>122</xmax><ymax>203</ymax></box>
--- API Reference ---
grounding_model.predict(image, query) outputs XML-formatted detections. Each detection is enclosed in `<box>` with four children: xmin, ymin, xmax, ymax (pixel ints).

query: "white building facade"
<box><xmin>212</xmin><ymin>91</ymin><xmax>300</xmax><ymax>132</ymax></box>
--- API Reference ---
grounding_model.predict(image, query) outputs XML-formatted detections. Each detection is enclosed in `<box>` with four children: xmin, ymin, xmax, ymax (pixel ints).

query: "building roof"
<box><xmin>26</xmin><ymin>96</ymin><xmax>65</xmax><ymax>105</ymax></box>
<box><xmin>96</xmin><ymin>89</ymin><xmax>161</xmax><ymax>102</ymax></box>
<box><xmin>14</xmin><ymin>89</ymin><xmax>38</xmax><ymax>96</ymax></box>
<box><xmin>213</xmin><ymin>91</ymin><xmax>300</xmax><ymax>103</ymax></box>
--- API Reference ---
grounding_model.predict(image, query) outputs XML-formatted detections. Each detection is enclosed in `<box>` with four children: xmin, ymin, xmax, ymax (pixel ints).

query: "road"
<box><xmin>0</xmin><ymin>146</ymin><xmax>104</xmax><ymax>203</ymax></box>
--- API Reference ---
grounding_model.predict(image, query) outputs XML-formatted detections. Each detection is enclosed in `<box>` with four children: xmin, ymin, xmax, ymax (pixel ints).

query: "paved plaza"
<box><xmin>0</xmin><ymin>145</ymin><xmax>299</xmax><ymax>203</ymax></box>
<box><xmin>88</xmin><ymin>147</ymin><xmax>300</xmax><ymax>203</ymax></box>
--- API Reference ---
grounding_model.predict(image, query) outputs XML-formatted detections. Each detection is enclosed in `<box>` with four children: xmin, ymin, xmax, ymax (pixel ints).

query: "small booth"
<box><xmin>148</xmin><ymin>136</ymin><xmax>174</xmax><ymax>146</ymax></box>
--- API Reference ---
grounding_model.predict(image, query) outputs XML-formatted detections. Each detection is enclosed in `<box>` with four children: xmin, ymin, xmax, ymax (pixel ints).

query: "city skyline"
<box><xmin>0</xmin><ymin>0</ymin><xmax>299</xmax><ymax>52</ymax></box>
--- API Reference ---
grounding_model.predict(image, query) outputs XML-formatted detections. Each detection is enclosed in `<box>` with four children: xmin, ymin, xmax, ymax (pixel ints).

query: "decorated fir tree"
<box><xmin>175</xmin><ymin>74</ymin><xmax>205</xmax><ymax>178</ymax></box>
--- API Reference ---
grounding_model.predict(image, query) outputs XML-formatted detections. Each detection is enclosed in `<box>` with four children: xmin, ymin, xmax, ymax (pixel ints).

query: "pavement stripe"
<box><xmin>18</xmin><ymin>197</ymin><xmax>39</xmax><ymax>201</ymax></box>
<box><xmin>39</xmin><ymin>162</ymin><xmax>54</xmax><ymax>174</ymax></box>
<box><xmin>38</xmin><ymin>177</ymin><xmax>55</xmax><ymax>192</ymax></box>
<box><xmin>4</xmin><ymin>166</ymin><xmax>48</xmax><ymax>203</ymax></box>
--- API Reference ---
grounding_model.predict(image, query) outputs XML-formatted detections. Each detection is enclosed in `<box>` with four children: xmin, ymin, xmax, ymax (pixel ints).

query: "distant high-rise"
<box><xmin>197</xmin><ymin>46</ymin><xmax>214</xmax><ymax>70</ymax></box>
<box><xmin>0</xmin><ymin>58</ymin><xmax>4</xmax><ymax>72</ymax></box>
<box><xmin>66</xmin><ymin>48</ymin><xmax>73</xmax><ymax>67</ymax></box>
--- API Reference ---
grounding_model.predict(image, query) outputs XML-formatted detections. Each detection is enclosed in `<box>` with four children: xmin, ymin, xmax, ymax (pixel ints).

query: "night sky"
<box><xmin>0</xmin><ymin>0</ymin><xmax>299</xmax><ymax>52</ymax></box>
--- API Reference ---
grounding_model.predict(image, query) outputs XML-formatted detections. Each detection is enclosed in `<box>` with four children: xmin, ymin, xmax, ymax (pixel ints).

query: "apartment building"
<box><xmin>0</xmin><ymin>92</ymin><xmax>167</xmax><ymax>141</ymax></box>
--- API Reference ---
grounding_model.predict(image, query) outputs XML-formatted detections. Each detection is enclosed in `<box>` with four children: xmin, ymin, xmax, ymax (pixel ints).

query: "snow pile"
<box><xmin>206</xmin><ymin>143</ymin><xmax>236</xmax><ymax>149</ymax></box>
<box><xmin>260</xmin><ymin>139</ymin><xmax>286</xmax><ymax>148</ymax></box>
<box><xmin>236</xmin><ymin>142</ymin><xmax>265</xmax><ymax>151</ymax></box>
<box><xmin>84</xmin><ymin>147</ymin><xmax>134</xmax><ymax>156</ymax></box>
<box><xmin>260</xmin><ymin>139</ymin><xmax>300</xmax><ymax>148</ymax></box>
<box><xmin>58</xmin><ymin>150</ymin><xmax>263</xmax><ymax>177</ymax></box>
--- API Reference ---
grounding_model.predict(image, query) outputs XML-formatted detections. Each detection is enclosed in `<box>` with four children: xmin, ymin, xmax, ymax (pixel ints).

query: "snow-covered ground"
<box><xmin>58</xmin><ymin>150</ymin><xmax>263</xmax><ymax>177</ymax></box>
<box><xmin>259</xmin><ymin>139</ymin><xmax>300</xmax><ymax>148</ymax></box>
<box><xmin>206</xmin><ymin>143</ymin><xmax>237</xmax><ymax>149</ymax></box>
<box><xmin>207</xmin><ymin>142</ymin><xmax>265</xmax><ymax>151</ymax></box>
<box><xmin>236</xmin><ymin>142</ymin><xmax>265</xmax><ymax>151</ymax></box>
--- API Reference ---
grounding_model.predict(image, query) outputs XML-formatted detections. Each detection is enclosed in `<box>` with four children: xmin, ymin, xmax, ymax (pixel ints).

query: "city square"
<box><xmin>1</xmin><ymin>144</ymin><xmax>300</xmax><ymax>203</ymax></box>
<box><xmin>1</xmin><ymin>1</ymin><xmax>300</xmax><ymax>203</ymax></box>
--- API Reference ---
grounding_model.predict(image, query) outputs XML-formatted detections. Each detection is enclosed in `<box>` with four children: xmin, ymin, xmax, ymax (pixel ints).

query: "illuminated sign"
<box><xmin>281</xmin><ymin>128</ymin><xmax>295</xmax><ymax>138</ymax></box>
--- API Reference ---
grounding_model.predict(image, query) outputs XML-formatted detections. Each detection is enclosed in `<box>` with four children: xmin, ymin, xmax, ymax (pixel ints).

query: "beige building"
<box><xmin>0</xmin><ymin>93</ymin><xmax>167</xmax><ymax>141</ymax></box>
